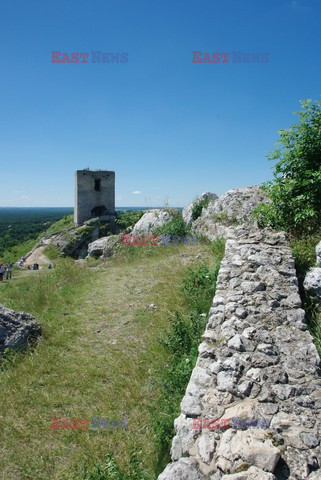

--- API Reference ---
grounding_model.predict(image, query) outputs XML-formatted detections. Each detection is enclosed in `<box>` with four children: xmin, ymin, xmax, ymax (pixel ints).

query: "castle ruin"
<box><xmin>74</xmin><ymin>169</ymin><xmax>115</xmax><ymax>226</ymax></box>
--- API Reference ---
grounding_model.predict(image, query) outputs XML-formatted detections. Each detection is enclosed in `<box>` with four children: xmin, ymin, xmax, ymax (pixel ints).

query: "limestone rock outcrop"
<box><xmin>158</xmin><ymin>227</ymin><xmax>321</xmax><ymax>479</ymax></box>
<box><xmin>183</xmin><ymin>193</ymin><xmax>218</xmax><ymax>227</ymax></box>
<box><xmin>0</xmin><ymin>305</ymin><xmax>42</xmax><ymax>353</ymax></box>
<box><xmin>131</xmin><ymin>209</ymin><xmax>174</xmax><ymax>235</ymax></box>
<box><xmin>192</xmin><ymin>186</ymin><xmax>267</xmax><ymax>241</ymax></box>
<box><xmin>54</xmin><ymin>218</ymin><xmax>100</xmax><ymax>259</ymax></box>
<box><xmin>87</xmin><ymin>234</ymin><xmax>121</xmax><ymax>258</ymax></box>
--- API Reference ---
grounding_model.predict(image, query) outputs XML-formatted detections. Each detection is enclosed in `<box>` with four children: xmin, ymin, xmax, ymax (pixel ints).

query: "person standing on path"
<box><xmin>6</xmin><ymin>262</ymin><xmax>12</xmax><ymax>280</ymax></box>
<box><xmin>0</xmin><ymin>263</ymin><xmax>4</xmax><ymax>282</ymax></box>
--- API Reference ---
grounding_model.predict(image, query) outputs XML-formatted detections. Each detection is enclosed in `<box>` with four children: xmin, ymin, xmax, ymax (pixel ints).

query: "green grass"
<box><xmin>304</xmin><ymin>296</ymin><xmax>321</xmax><ymax>357</ymax></box>
<box><xmin>155</xmin><ymin>212</ymin><xmax>190</xmax><ymax>237</ymax></box>
<box><xmin>115</xmin><ymin>211</ymin><xmax>145</xmax><ymax>231</ymax></box>
<box><xmin>0</xmin><ymin>238</ymin><xmax>38</xmax><ymax>264</ymax></box>
<box><xmin>43</xmin><ymin>244</ymin><xmax>61</xmax><ymax>260</ymax></box>
<box><xmin>0</xmin><ymin>240</ymin><xmax>219</xmax><ymax>479</ymax></box>
<box><xmin>291</xmin><ymin>230</ymin><xmax>321</xmax><ymax>355</ymax></box>
<box><xmin>46</xmin><ymin>214</ymin><xmax>74</xmax><ymax>235</ymax></box>
<box><xmin>150</xmin><ymin>237</ymin><xmax>225</xmax><ymax>474</ymax></box>
<box><xmin>291</xmin><ymin>232</ymin><xmax>320</xmax><ymax>284</ymax></box>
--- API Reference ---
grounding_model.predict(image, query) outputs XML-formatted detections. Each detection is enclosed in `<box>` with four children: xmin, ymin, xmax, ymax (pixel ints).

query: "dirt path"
<box><xmin>24</xmin><ymin>239</ymin><xmax>52</xmax><ymax>268</ymax></box>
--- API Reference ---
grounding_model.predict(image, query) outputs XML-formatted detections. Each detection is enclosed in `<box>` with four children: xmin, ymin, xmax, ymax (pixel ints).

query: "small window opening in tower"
<box><xmin>94</xmin><ymin>179</ymin><xmax>101</xmax><ymax>191</ymax></box>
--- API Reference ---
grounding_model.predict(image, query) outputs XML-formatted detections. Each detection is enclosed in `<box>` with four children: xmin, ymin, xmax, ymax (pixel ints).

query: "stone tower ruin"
<box><xmin>74</xmin><ymin>169</ymin><xmax>116</xmax><ymax>226</ymax></box>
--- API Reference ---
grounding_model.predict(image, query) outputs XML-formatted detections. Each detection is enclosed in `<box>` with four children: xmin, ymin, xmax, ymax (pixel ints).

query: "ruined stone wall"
<box><xmin>74</xmin><ymin>169</ymin><xmax>115</xmax><ymax>226</ymax></box>
<box><xmin>158</xmin><ymin>227</ymin><xmax>321</xmax><ymax>480</ymax></box>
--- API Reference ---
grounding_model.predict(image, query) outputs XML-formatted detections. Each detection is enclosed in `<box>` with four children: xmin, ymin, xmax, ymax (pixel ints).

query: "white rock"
<box><xmin>228</xmin><ymin>334</ymin><xmax>246</xmax><ymax>351</ymax></box>
<box><xmin>171</xmin><ymin>414</ymin><xmax>197</xmax><ymax>460</ymax></box>
<box><xmin>221</xmin><ymin>466</ymin><xmax>276</xmax><ymax>479</ymax></box>
<box><xmin>217</xmin><ymin>371</ymin><xmax>237</xmax><ymax>392</ymax></box>
<box><xmin>181</xmin><ymin>393</ymin><xmax>202</xmax><ymax>416</ymax></box>
<box><xmin>157</xmin><ymin>458</ymin><xmax>205</xmax><ymax>480</ymax></box>
<box><xmin>182</xmin><ymin>192</ymin><xmax>218</xmax><ymax>226</ymax></box>
<box><xmin>131</xmin><ymin>209</ymin><xmax>174</xmax><ymax>235</ymax></box>
<box><xmin>197</xmin><ymin>432</ymin><xmax>216</xmax><ymax>464</ymax></box>
<box><xmin>316</xmin><ymin>241</ymin><xmax>321</xmax><ymax>267</ymax></box>
<box><xmin>304</xmin><ymin>267</ymin><xmax>321</xmax><ymax>301</ymax></box>
<box><xmin>209</xmin><ymin>360</ymin><xmax>222</xmax><ymax>374</ymax></box>
<box><xmin>87</xmin><ymin>234</ymin><xmax>121</xmax><ymax>258</ymax></box>
<box><xmin>192</xmin><ymin>186</ymin><xmax>267</xmax><ymax>242</ymax></box>
<box><xmin>216</xmin><ymin>429</ymin><xmax>280</xmax><ymax>473</ymax></box>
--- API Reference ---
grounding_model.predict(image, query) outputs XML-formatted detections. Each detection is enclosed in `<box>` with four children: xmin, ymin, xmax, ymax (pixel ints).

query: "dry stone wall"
<box><xmin>158</xmin><ymin>227</ymin><xmax>321</xmax><ymax>480</ymax></box>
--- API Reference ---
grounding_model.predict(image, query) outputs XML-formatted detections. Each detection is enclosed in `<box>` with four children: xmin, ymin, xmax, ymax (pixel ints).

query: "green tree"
<box><xmin>254</xmin><ymin>99</ymin><xmax>321</xmax><ymax>235</ymax></box>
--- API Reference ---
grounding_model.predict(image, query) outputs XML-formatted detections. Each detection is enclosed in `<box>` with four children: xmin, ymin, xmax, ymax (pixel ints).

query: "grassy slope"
<box><xmin>0</xmin><ymin>243</ymin><xmax>215</xmax><ymax>480</ymax></box>
<box><xmin>0</xmin><ymin>238</ymin><xmax>39</xmax><ymax>264</ymax></box>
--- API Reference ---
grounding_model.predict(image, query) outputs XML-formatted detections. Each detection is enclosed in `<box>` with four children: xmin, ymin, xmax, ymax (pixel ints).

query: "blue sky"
<box><xmin>0</xmin><ymin>0</ymin><xmax>320</xmax><ymax>207</ymax></box>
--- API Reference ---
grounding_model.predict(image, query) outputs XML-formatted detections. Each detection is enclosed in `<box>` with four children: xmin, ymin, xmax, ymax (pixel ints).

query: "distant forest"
<box><xmin>0</xmin><ymin>208</ymin><xmax>73</xmax><ymax>257</ymax></box>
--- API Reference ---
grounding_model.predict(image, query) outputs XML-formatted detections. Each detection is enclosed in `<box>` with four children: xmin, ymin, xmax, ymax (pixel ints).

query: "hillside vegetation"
<box><xmin>0</xmin><ymin>230</ymin><xmax>224</xmax><ymax>479</ymax></box>
<box><xmin>0</xmin><ymin>208</ymin><xmax>73</xmax><ymax>263</ymax></box>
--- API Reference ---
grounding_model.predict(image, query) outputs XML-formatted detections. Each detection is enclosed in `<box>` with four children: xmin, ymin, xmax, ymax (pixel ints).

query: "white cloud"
<box><xmin>21</xmin><ymin>195</ymin><xmax>29</xmax><ymax>199</ymax></box>
<box><xmin>132</xmin><ymin>190</ymin><xmax>142</xmax><ymax>195</ymax></box>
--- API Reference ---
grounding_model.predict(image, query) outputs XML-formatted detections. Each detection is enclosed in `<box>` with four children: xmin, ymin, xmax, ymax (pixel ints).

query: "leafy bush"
<box><xmin>161</xmin><ymin>311</ymin><xmax>197</xmax><ymax>356</ymax></box>
<box><xmin>254</xmin><ymin>99</ymin><xmax>321</xmax><ymax>235</ymax></box>
<box><xmin>156</xmin><ymin>212</ymin><xmax>190</xmax><ymax>237</ymax></box>
<box><xmin>211</xmin><ymin>236</ymin><xmax>226</xmax><ymax>260</ymax></box>
<box><xmin>291</xmin><ymin>233</ymin><xmax>320</xmax><ymax>284</ymax></box>
<box><xmin>182</xmin><ymin>263</ymin><xmax>219</xmax><ymax>313</ymax></box>
<box><xmin>191</xmin><ymin>197</ymin><xmax>210</xmax><ymax>221</ymax></box>
<box><xmin>303</xmin><ymin>296</ymin><xmax>321</xmax><ymax>357</ymax></box>
<box><xmin>290</xmin><ymin>232</ymin><xmax>321</xmax><ymax>357</ymax></box>
<box><xmin>116</xmin><ymin>210</ymin><xmax>145</xmax><ymax>231</ymax></box>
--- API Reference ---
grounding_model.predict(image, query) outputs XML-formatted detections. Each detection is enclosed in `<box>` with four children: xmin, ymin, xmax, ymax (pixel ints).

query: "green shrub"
<box><xmin>211</xmin><ymin>237</ymin><xmax>226</xmax><ymax>260</ymax></box>
<box><xmin>303</xmin><ymin>296</ymin><xmax>321</xmax><ymax>357</ymax></box>
<box><xmin>182</xmin><ymin>262</ymin><xmax>220</xmax><ymax>313</ymax></box>
<box><xmin>156</xmin><ymin>213</ymin><xmax>190</xmax><ymax>237</ymax></box>
<box><xmin>290</xmin><ymin>232</ymin><xmax>321</xmax><ymax>357</ymax></box>
<box><xmin>253</xmin><ymin>99</ymin><xmax>321</xmax><ymax>235</ymax></box>
<box><xmin>291</xmin><ymin>233</ymin><xmax>320</xmax><ymax>283</ymax></box>
<box><xmin>153</xmin><ymin>311</ymin><xmax>206</xmax><ymax>467</ymax></box>
<box><xmin>116</xmin><ymin>211</ymin><xmax>145</xmax><ymax>231</ymax></box>
<box><xmin>191</xmin><ymin>197</ymin><xmax>210</xmax><ymax>221</ymax></box>
<box><xmin>99</xmin><ymin>223</ymin><xmax>112</xmax><ymax>237</ymax></box>
<box><xmin>161</xmin><ymin>311</ymin><xmax>196</xmax><ymax>356</ymax></box>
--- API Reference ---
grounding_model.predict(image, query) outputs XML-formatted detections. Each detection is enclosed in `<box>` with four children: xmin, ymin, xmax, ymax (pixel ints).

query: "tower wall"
<box><xmin>74</xmin><ymin>170</ymin><xmax>115</xmax><ymax>225</ymax></box>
